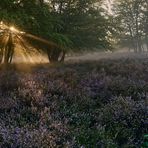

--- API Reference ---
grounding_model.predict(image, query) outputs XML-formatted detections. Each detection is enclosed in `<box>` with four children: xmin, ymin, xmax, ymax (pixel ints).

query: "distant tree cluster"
<box><xmin>114</xmin><ymin>0</ymin><xmax>148</xmax><ymax>52</ymax></box>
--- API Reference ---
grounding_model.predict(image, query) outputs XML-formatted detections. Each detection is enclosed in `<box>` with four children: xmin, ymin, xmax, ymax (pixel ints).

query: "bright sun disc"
<box><xmin>10</xmin><ymin>26</ymin><xmax>17</xmax><ymax>32</ymax></box>
<box><xmin>10</xmin><ymin>26</ymin><xmax>15</xmax><ymax>31</ymax></box>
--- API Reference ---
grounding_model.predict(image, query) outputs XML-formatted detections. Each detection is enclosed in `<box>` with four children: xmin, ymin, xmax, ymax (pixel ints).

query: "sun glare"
<box><xmin>10</xmin><ymin>26</ymin><xmax>18</xmax><ymax>33</ymax></box>
<box><xmin>10</xmin><ymin>26</ymin><xmax>15</xmax><ymax>31</ymax></box>
<box><xmin>0</xmin><ymin>22</ymin><xmax>49</xmax><ymax>64</ymax></box>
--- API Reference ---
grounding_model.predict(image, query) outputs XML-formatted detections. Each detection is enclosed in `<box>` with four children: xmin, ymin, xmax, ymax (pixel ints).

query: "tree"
<box><xmin>0</xmin><ymin>0</ymin><xmax>115</xmax><ymax>63</ymax></box>
<box><xmin>114</xmin><ymin>0</ymin><xmax>148</xmax><ymax>52</ymax></box>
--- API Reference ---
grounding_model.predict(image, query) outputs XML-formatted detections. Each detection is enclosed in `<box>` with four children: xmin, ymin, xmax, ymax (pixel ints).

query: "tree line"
<box><xmin>0</xmin><ymin>0</ymin><xmax>112</xmax><ymax>63</ymax></box>
<box><xmin>114</xmin><ymin>0</ymin><xmax>148</xmax><ymax>52</ymax></box>
<box><xmin>0</xmin><ymin>0</ymin><xmax>147</xmax><ymax>63</ymax></box>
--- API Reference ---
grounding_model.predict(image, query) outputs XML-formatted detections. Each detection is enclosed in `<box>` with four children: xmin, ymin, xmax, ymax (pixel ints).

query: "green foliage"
<box><xmin>142</xmin><ymin>135</ymin><xmax>148</xmax><ymax>148</ymax></box>
<box><xmin>0</xmin><ymin>0</ymin><xmax>115</xmax><ymax>53</ymax></box>
<box><xmin>50</xmin><ymin>33</ymin><xmax>73</xmax><ymax>49</ymax></box>
<box><xmin>114</xmin><ymin>0</ymin><xmax>148</xmax><ymax>51</ymax></box>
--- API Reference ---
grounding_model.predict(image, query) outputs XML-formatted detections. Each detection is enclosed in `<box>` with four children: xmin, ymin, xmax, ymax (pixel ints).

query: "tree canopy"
<box><xmin>114</xmin><ymin>0</ymin><xmax>148</xmax><ymax>52</ymax></box>
<box><xmin>0</xmin><ymin>0</ymin><xmax>117</xmax><ymax>63</ymax></box>
<box><xmin>0</xmin><ymin>0</ymin><xmax>147</xmax><ymax>63</ymax></box>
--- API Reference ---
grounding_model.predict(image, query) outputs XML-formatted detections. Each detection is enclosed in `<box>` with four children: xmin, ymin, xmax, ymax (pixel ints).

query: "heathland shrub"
<box><xmin>0</xmin><ymin>59</ymin><xmax>147</xmax><ymax>147</ymax></box>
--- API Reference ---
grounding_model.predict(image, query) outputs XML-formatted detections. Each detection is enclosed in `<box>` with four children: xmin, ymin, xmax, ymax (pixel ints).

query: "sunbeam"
<box><xmin>24</xmin><ymin>33</ymin><xmax>56</xmax><ymax>46</ymax></box>
<box><xmin>0</xmin><ymin>22</ymin><xmax>50</xmax><ymax>64</ymax></box>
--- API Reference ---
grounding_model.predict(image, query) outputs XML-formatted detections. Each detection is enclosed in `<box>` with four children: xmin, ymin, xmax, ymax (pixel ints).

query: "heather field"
<box><xmin>0</xmin><ymin>58</ymin><xmax>148</xmax><ymax>147</ymax></box>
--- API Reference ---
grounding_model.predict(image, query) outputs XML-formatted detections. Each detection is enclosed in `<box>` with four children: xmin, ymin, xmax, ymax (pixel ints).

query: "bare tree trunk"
<box><xmin>47</xmin><ymin>47</ymin><xmax>64</xmax><ymax>63</ymax></box>
<box><xmin>146</xmin><ymin>36</ymin><xmax>148</xmax><ymax>51</ymax></box>
<box><xmin>60</xmin><ymin>50</ymin><xmax>66</xmax><ymax>62</ymax></box>
<box><xmin>59</xmin><ymin>1</ymin><xmax>63</xmax><ymax>14</ymax></box>
<box><xmin>4</xmin><ymin>33</ymin><xmax>14</xmax><ymax>64</ymax></box>
<box><xmin>0</xmin><ymin>48</ymin><xmax>3</xmax><ymax>63</ymax></box>
<box><xmin>128</xmin><ymin>24</ymin><xmax>137</xmax><ymax>52</ymax></box>
<box><xmin>135</xmin><ymin>0</ymin><xmax>143</xmax><ymax>52</ymax></box>
<box><xmin>39</xmin><ymin>0</ymin><xmax>44</xmax><ymax>6</ymax></box>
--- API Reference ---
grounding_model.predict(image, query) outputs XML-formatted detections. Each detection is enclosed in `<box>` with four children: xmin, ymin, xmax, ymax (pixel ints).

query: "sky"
<box><xmin>45</xmin><ymin>0</ymin><xmax>114</xmax><ymax>15</ymax></box>
<box><xmin>104</xmin><ymin>0</ymin><xmax>114</xmax><ymax>14</ymax></box>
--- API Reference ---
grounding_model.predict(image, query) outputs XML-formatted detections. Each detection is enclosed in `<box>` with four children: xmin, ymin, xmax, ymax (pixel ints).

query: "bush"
<box><xmin>0</xmin><ymin>59</ymin><xmax>147</xmax><ymax>147</ymax></box>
